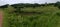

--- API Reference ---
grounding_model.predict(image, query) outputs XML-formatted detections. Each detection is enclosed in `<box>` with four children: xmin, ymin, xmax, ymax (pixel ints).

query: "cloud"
<box><xmin>0</xmin><ymin>0</ymin><xmax>60</xmax><ymax>6</ymax></box>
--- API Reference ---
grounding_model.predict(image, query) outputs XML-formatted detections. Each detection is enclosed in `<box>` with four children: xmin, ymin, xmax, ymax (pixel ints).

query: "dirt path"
<box><xmin>0</xmin><ymin>11</ymin><xmax>3</xmax><ymax>27</ymax></box>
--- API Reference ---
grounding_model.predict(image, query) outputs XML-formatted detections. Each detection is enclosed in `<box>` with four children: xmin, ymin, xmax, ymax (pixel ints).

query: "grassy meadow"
<box><xmin>1</xmin><ymin>5</ymin><xmax>60</xmax><ymax>27</ymax></box>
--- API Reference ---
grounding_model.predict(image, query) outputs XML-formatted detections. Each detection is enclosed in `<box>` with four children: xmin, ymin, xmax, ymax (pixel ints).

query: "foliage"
<box><xmin>2</xmin><ymin>1</ymin><xmax>60</xmax><ymax>27</ymax></box>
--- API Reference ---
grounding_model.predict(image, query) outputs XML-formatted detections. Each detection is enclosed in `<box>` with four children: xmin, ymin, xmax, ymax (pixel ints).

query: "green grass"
<box><xmin>2</xmin><ymin>6</ymin><xmax>60</xmax><ymax>27</ymax></box>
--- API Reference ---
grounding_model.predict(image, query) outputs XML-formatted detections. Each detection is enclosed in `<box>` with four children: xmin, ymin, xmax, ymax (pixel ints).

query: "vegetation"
<box><xmin>1</xmin><ymin>1</ymin><xmax>60</xmax><ymax>27</ymax></box>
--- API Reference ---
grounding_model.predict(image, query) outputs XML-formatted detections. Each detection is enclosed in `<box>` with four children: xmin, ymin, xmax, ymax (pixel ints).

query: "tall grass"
<box><xmin>3</xmin><ymin>6</ymin><xmax>60</xmax><ymax>27</ymax></box>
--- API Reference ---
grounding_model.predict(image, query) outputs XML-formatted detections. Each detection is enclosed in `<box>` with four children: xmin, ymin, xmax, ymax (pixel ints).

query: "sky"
<box><xmin>0</xmin><ymin>0</ymin><xmax>60</xmax><ymax>6</ymax></box>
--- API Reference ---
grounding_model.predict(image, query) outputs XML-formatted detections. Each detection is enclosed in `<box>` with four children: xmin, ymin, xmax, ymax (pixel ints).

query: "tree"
<box><xmin>54</xmin><ymin>1</ymin><xmax>60</xmax><ymax>9</ymax></box>
<box><xmin>0</xmin><ymin>4</ymin><xmax>9</xmax><ymax>8</ymax></box>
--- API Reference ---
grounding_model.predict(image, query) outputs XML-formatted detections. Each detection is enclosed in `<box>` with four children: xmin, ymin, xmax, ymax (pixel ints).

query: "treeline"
<box><xmin>0</xmin><ymin>1</ymin><xmax>60</xmax><ymax>9</ymax></box>
<box><xmin>0</xmin><ymin>4</ymin><xmax>9</xmax><ymax>8</ymax></box>
<box><xmin>10</xmin><ymin>3</ymin><xmax>56</xmax><ymax>8</ymax></box>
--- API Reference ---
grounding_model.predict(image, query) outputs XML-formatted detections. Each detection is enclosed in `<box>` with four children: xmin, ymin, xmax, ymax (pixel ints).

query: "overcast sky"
<box><xmin>0</xmin><ymin>0</ymin><xmax>60</xmax><ymax>6</ymax></box>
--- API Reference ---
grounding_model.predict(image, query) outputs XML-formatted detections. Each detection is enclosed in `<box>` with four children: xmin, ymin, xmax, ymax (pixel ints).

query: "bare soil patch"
<box><xmin>0</xmin><ymin>10</ymin><xmax>3</xmax><ymax>27</ymax></box>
